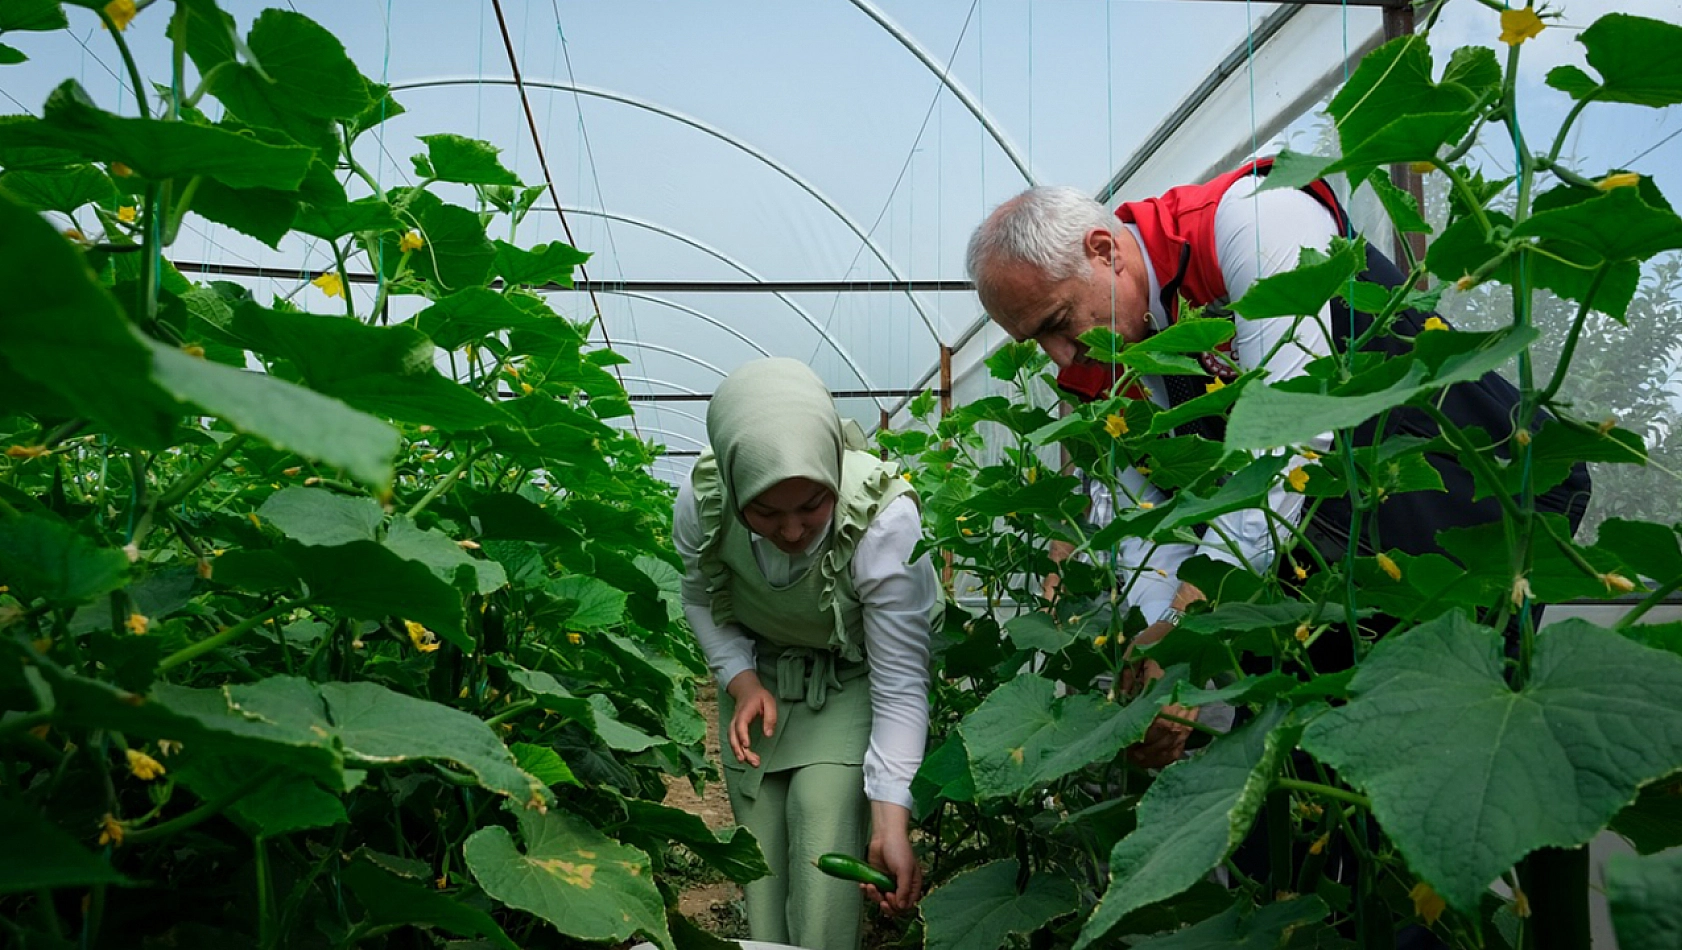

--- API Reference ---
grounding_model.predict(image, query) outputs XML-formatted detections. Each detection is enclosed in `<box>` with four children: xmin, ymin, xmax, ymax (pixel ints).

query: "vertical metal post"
<box><xmin>878</xmin><ymin>409</ymin><xmax>891</xmax><ymax>460</ymax></box>
<box><xmin>1384</xmin><ymin>2</ymin><xmax>1429</xmax><ymax>272</ymax></box>
<box><xmin>938</xmin><ymin>345</ymin><xmax>955</xmax><ymax>584</ymax></box>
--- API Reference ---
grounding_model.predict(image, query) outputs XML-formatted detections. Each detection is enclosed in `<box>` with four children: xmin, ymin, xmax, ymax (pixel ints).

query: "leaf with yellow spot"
<box><xmin>465</xmin><ymin>805</ymin><xmax>672</xmax><ymax>949</ymax></box>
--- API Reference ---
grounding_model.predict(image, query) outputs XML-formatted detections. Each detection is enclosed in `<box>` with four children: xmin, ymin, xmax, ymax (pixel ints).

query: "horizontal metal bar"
<box><xmin>170</xmin><ymin>260</ymin><xmax>970</xmax><ymax>295</ymax></box>
<box><xmin>627</xmin><ymin>388</ymin><xmax>942</xmax><ymax>402</ymax></box>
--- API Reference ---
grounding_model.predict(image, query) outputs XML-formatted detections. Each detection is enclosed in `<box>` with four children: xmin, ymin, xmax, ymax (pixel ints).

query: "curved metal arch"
<box><xmin>629</xmin><ymin>402</ymin><xmax>708</xmax><ymax>430</ymax></box>
<box><xmin>618</xmin><ymin>375</ymin><xmax>703</xmax><ymax>396</ymax></box>
<box><xmin>548</xmin><ymin>205</ymin><xmax>880</xmax><ymax>398</ymax></box>
<box><xmin>847</xmin><ymin>0</ymin><xmax>1037</xmax><ymax>187</ymax></box>
<box><xmin>601</xmin><ymin>289</ymin><xmax>770</xmax><ymax>359</ymax></box>
<box><xmin>391</xmin><ymin>77</ymin><xmax>942</xmax><ymax>344</ymax></box>
<box><xmin>593</xmin><ymin>340</ymin><xmax>728</xmax><ymax>378</ymax></box>
<box><xmin>623</xmin><ymin>425</ymin><xmax>708</xmax><ymax>450</ymax></box>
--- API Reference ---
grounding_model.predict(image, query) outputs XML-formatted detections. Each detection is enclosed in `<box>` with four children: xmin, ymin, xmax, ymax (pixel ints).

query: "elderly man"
<box><xmin>966</xmin><ymin>159</ymin><xmax>1590</xmax><ymax>674</ymax></box>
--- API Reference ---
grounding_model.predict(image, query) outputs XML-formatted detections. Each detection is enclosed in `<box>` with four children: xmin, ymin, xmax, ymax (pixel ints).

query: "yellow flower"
<box><xmin>1093</xmin><ymin>635</ymin><xmax>1109</xmax><ymax>648</ymax></box>
<box><xmin>181</xmin><ymin>344</ymin><xmax>205</xmax><ymax>359</ymax></box>
<box><xmin>110</xmin><ymin>162</ymin><xmax>133</xmax><ymax>178</ymax></box>
<box><xmin>1138</xmin><ymin>500</ymin><xmax>1154</xmax><ymax>510</ymax></box>
<box><xmin>125</xmin><ymin>612</ymin><xmax>148</xmax><ymax>635</ymax></box>
<box><xmin>1376</xmin><ymin>553</ymin><xmax>1402</xmax><ymax>582</ymax></box>
<box><xmin>1024</xmin><ymin>467</ymin><xmax>1038</xmax><ymax>484</ymax></box>
<box><xmin>1514</xmin><ymin>428</ymin><xmax>1531</xmax><ymax>447</ymax></box>
<box><xmin>1135</xmin><ymin>465</ymin><xmax>1151</xmax><ymax>477</ymax></box>
<box><xmin>247</xmin><ymin>512</ymin><xmax>261</xmax><ymax>529</ymax></box>
<box><xmin>457</xmin><ymin>538</ymin><xmax>481</xmax><ymax>550</ymax></box>
<box><xmin>125</xmin><ymin>748</ymin><xmax>165</xmax><ymax>781</ymax></box>
<box><xmin>1499</xmin><ymin>6</ymin><xmax>1544</xmax><ymax>45</ymax></box>
<box><xmin>1599</xmin><ymin>572</ymin><xmax>1637</xmax><ymax>594</ymax></box>
<box><xmin>405</xmin><ymin>620</ymin><xmax>442</xmax><ymax>653</ymax></box>
<box><xmin>6</xmin><ymin>445</ymin><xmax>49</xmax><ymax>459</ymax></box>
<box><xmin>1454</xmin><ymin>275</ymin><xmax>1478</xmax><ymax>292</ymax></box>
<box><xmin>567</xmin><ymin>632</ymin><xmax>583</xmax><ymax>645</ymax></box>
<box><xmin>1596</xmin><ymin>172</ymin><xmax>1641</xmax><ymax>191</ymax></box>
<box><xmin>117</xmin><ymin>205</ymin><xmax>137</xmax><ymax>223</ymax></box>
<box><xmin>1308</xmin><ymin>832</ymin><xmax>1330</xmax><ymax>855</ymax></box>
<box><xmin>901</xmin><ymin>472</ymin><xmax>912</xmax><ymax>482</ymax></box>
<box><xmin>1293</xmin><ymin>564</ymin><xmax>1309</xmax><ymax>581</ymax></box>
<box><xmin>1286</xmin><ymin>467</ymin><xmax>1310</xmax><ymax>492</ymax></box>
<box><xmin>1598</xmin><ymin>416</ymin><xmax>1618</xmax><ymax>435</ymax></box>
<box><xmin>1103</xmin><ymin>414</ymin><xmax>1128</xmax><ymax>438</ymax></box>
<box><xmin>1422</xmin><ymin>316</ymin><xmax>1449</xmax><ymax>332</ymax></box>
<box><xmin>312</xmin><ymin>272</ymin><xmax>344</xmax><ymax>298</ymax></box>
<box><xmin>1295</xmin><ymin>623</ymin><xmax>1312</xmax><ymax>643</ymax></box>
<box><xmin>97</xmin><ymin>813</ymin><xmax>125</xmax><ymax>847</ymax></box>
<box><xmin>398</xmin><ymin>230</ymin><xmax>425</xmax><ymax>252</ymax></box>
<box><xmin>1301</xmin><ymin>449</ymin><xmax>1321</xmax><ymax>461</ymax></box>
<box><xmin>520</xmin><ymin>382</ymin><xmax>535</xmax><ymax>395</ymax></box>
<box><xmin>1408</xmin><ymin>161</ymin><xmax>1436</xmax><ymax>175</ymax></box>
<box><xmin>1205</xmin><ymin>378</ymin><xmax>1226</xmax><ymax>394</ymax></box>
<box><xmin>282</xmin><ymin>466</ymin><xmax>301</xmax><ymax>476</ymax></box>
<box><xmin>1410</xmin><ymin>882</ymin><xmax>1446</xmax><ymax>925</ymax></box>
<box><xmin>103</xmin><ymin>0</ymin><xmax>137</xmax><ymax>31</ymax></box>
<box><xmin>961</xmin><ymin>528</ymin><xmax>975</xmax><ymax>536</ymax></box>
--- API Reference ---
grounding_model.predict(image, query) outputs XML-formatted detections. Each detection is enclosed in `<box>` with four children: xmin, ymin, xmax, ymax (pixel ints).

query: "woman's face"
<box><xmin>741</xmin><ymin>477</ymin><xmax>836</xmax><ymax>555</ymax></box>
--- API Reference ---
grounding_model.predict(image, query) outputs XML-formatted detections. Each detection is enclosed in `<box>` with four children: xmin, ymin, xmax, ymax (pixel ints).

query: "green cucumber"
<box><xmin>814</xmin><ymin>852</ymin><xmax>895</xmax><ymax>891</ymax></box>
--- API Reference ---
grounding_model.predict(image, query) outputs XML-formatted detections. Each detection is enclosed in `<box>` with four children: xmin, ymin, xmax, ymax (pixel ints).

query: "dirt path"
<box><xmin>662</xmin><ymin>685</ymin><xmax>746</xmax><ymax>929</ymax></box>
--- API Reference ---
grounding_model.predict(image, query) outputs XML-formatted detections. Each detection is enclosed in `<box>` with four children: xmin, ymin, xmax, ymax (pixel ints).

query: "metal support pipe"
<box><xmin>1383</xmin><ymin>4</ymin><xmax>1429</xmax><ymax>273</ymax></box>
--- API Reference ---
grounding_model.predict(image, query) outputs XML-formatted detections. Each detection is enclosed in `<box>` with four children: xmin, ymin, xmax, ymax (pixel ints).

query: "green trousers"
<box><xmin>726</xmin><ymin>762</ymin><xmax>868</xmax><ymax>950</ymax></box>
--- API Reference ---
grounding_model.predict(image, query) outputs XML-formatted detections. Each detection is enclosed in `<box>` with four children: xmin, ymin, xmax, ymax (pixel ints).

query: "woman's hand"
<box><xmin>725</xmin><ymin>671</ymin><xmax>777</xmax><ymax>768</ymax></box>
<box><xmin>862</xmin><ymin>802</ymin><xmax>922</xmax><ymax>916</ymax></box>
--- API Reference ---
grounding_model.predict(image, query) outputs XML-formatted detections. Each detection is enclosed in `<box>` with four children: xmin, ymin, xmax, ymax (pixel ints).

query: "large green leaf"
<box><xmin>0</xmin><ymin>0</ymin><xmax>66</xmax><ymax>32</ymax></box>
<box><xmin>0</xmin><ymin>193</ymin><xmax>180</xmax><ymax>448</ymax></box>
<box><xmin>342</xmin><ymin>857</ymin><xmax>520</xmax><ymax>950</ymax></box>
<box><xmin>1605</xmin><ymin>847</ymin><xmax>1682</xmax><ymax>949</ymax></box>
<box><xmin>209</xmin><ymin>10</ymin><xmax>372</xmax><ymax>145</ymax></box>
<box><xmin>293</xmin><ymin>195</ymin><xmax>399</xmax><ymax>241</ymax></box>
<box><xmin>1426</xmin><ymin>211</ymin><xmax>1640</xmax><ymax>320</ymax></box>
<box><xmin>378</xmin><ymin>189</ymin><xmax>495</xmax><ymax>292</ymax></box>
<box><xmin>148</xmin><ymin>340</ymin><xmax>399</xmax><ymax>488</ymax></box>
<box><xmin>922</xmin><ymin>860</ymin><xmax>1079</xmax><ymax>950</ymax></box>
<box><xmin>1510</xmin><ymin>186</ymin><xmax>1682</xmax><ymax>265</ymax></box>
<box><xmin>0</xmin><ymin>513</ymin><xmax>128</xmax><ymax>605</ymax></box>
<box><xmin>958</xmin><ymin>670</ymin><xmax>1186</xmax><ymax>800</ymax></box>
<box><xmin>258</xmin><ymin>487</ymin><xmax>384</xmax><ymax>546</ymax></box>
<box><xmin>548</xmin><ymin>574</ymin><xmax>628</xmax><ymax>629</ymax></box>
<box><xmin>314</xmin><ymin>680</ymin><xmax>547</xmax><ymax>806</ymax></box>
<box><xmin>1128</xmin><ymin>317</ymin><xmax>1235</xmax><ymax>355</ymax></box>
<box><xmin>511</xmin><ymin>742</ymin><xmax>581</xmax><ymax>788</ymax></box>
<box><xmin>270</xmin><ymin>540</ymin><xmax>469</xmax><ymax>650</ymax></box>
<box><xmin>1122</xmin><ymin>896</ymin><xmax>1330</xmax><ymax>949</ymax></box>
<box><xmin>1224</xmin><ymin>363</ymin><xmax>1427</xmax><ymax>452</ymax></box>
<box><xmin>0</xmin><ymin>165</ymin><xmax>117</xmax><ymax>214</ymax></box>
<box><xmin>1074</xmin><ymin>705</ymin><xmax>1292</xmax><ymax>950</ymax></box>
<box><xmin>615</xmin><ymin>798</ymin><xmax>770</xmax><ymax>885</ymax></box>
<box><xmin>1550</xmin><ymin>14</ymin><xmax>1682</xmax><ymax>107</ymax></box>
<box><xmin>1301</xmin><ymin>614</ymin><xmax>1682</xmax><ymax>912</ymax></box>
<box><xmin>492</xmin><ymin>239</ymin><xmax>592</xmax><ymax>288</ymax></box>
<box><xmin>412</xmin><ymin>286</ymin><xmax>567</xmax><ymax>350</ymax></box>
<box><xmin>0</xmin><ymin>800</ymin><xmax>130</xmax><ymax>894</ymax></box>
<box><xmin>464</xmin><ymin>806</ymin><xmax>672</xmax><ymax>950</ymax></box>
<box><xmin>1326</xmin><ymin>34</ymin><xmax>1477</xmax><ymax>157</ymax></box>
<box><xmin>230</xmin><ymin>305</ymin><xmax>514</xmax><ymax>431</ymax></box>
<box><xmin>0</xmin><ymin>81</ymin><xmax>314</xmax><ymax>189</ymax></box>
<box><xmin>188</xmin><ymin>178</ymin><xmax>298</xmax><ymax>249</ymax></box>
<box><xmin>383</xmin><ymin>517</ymin><xmax>507</xmax><ymax>595</ymax></box>
<box><xmin>1231</xmin><ymin>239</ymin><xmax>1366</xmax><ymax>321</ymax></box>
<box><xmin>420</xmin><ymin>134</ymin><xmax>520</xmax><ymax>185</ymax></box>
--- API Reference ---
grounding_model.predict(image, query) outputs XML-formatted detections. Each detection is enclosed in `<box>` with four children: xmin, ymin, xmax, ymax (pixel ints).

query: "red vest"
<box><xmin>1056</xmin><ymin>158</ymin><xmax>1350</xmax><ymax>402</ymax></box>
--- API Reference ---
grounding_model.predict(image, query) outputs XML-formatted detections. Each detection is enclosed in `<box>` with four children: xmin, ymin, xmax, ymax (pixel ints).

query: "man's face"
<box><xmin>978</xmin><ymin>229</ymin><xmax>1149</xmax><ymax>370</ymax></box>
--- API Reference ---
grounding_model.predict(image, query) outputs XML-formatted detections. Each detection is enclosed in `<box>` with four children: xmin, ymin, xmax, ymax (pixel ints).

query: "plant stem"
<box><xmin>256</xmin><ymin>836</ymin><xmax>275</xmax><ymax>950</ymax></box>
<box><xmin>157</xmin><ymin>435</ymin><xmax>246</xmax><ymax>509</ymax></box>
<box><xmin>1538</xmin><ymin>265</ymin><xmax>1610</xmax><ymax>405</ymax></box>
<box><xmin>1617</xmin><ymin>574</ymin><xmax>1682</xmax><ymax>628</ymax></box>
<box><xmin>407</xmin><ymin>446</ymin><xmax>485</xmax><ymax>518</ymax></box>
<box><xmin>158</xmin><ymin>602</ymin><xmax>302</xmax><ymax>672</ymax></box>
<box><xmin>124</xmin><ymin>768</ymin><xmax>277</xmax><ymax>845</ymax></box>
<box><xmin>331</xmin><ymin>240</ymin><xmax>357</xmax><ymax>321</ymax></box>
<box><xmin>483</xmin><ymin>698</ymin><xmax>537</xmax><ymax>729</ymax></box>
<box><xmin>98</xmin><ymin>10</ymin><xmax>151</xmax><ymax>119</ymax></box>
<box><xmin>1274</xmin><ymin>777</ymin><xmax>1371</xmax><ymax>811</ymax></box>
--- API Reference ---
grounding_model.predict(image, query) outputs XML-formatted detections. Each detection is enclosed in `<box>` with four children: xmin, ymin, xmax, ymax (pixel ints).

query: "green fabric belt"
<box><xmin>775</xmin><ymin>646</ymin><xmax>846</xmax><ymax>712</ymax></box>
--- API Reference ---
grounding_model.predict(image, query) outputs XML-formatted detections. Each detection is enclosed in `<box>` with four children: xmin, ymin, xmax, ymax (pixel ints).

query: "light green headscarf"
<box><xmin>706</xmin><ymin>357</ymin><xmax>843</xmax><ymax>523</ymax></box>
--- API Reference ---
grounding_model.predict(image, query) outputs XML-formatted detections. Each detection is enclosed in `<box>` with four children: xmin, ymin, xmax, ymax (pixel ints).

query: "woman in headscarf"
<box><xmin>672</xmin><ymin>358</ymin><xmax>937</xmax><ymax>950</ymax></box>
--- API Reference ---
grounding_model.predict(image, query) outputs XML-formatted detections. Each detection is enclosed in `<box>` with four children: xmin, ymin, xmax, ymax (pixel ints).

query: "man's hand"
<box><xmin>862</xmin><ymin>802</ymin><xmax>922</xmax><ymax>916</ymax></box>
<box><xmin>725</xmin><ymin>671</ymin><xmax>777</xmax><ymax>768</ymax></box>
<box><xmin>1120</xmin><ymin>619</ymin><xmax>1200</xmax><ymax>769</ymax></box>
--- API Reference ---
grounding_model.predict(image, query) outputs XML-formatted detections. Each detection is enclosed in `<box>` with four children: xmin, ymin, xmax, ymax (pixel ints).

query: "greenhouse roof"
<box><xmin>5</xmin><ymin>0</ymin><xmax>1677</xmax><ymax>482</ymax></box>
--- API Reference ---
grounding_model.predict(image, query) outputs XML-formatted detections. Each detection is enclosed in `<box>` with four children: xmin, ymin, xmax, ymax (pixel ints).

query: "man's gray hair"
<box><xmin>966</xmin><ymin>186</ymin><xmax>1116</xmax><ymax>293</ymax></box>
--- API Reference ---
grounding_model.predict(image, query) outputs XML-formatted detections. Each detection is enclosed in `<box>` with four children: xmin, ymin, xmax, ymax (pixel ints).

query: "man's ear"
<box><xmin>1084</xmin><ymin>227</ymin><xmax>1122</xmax><ymax>271</ymax></box>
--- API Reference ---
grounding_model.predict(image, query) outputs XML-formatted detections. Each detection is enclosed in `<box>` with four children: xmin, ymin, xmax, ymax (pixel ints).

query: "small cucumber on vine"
<box><xmin>814</xmin><ymin>853</ymin><xmax>894</xmax><ymax>891</ymax></box>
